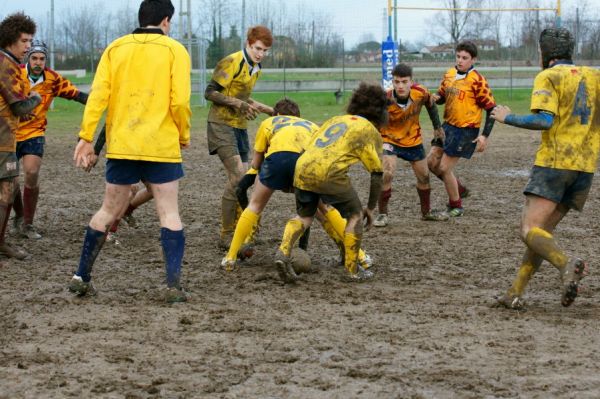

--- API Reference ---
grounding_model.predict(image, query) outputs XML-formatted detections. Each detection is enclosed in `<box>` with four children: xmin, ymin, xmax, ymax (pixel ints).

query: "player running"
<box><xmin>275</xmin><ymin>82</ymin><xmax>387</xmax><ymax>283</ymax></box>
<box><xmin>429</xmin><ymin>40</ymin><xmax>496</xmax><ymax>217</ymax></box>
<box><xmin>205</xmin><ymin>25</ymin><xmax>274</xmax><ymax>249</ymax></box>
<box><xmin>12</xmin><ymin>40</ymin><xmax>88</xmax><ymax>239</ymax></box>
<box><xmin>492</xmin><ymin>28</ymin><xmax>597</xmax><ymax>310</ymax></box>
<box><xmin>0</xmin><ymin>12</ymin><xmax>40</xmax><ymax>260</ymax></box>
<box><xmin>374</xmin><ymin>63</ymin><xmax>448</xmax><ymax>227</ymax></box>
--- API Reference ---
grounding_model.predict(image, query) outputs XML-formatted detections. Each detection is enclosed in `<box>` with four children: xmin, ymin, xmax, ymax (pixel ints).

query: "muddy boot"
<box><xmin>274</xmin><ymin>249</ymin><xmax>298</xmax><ymax>284</ymax></box>
<box><xmin>68</xmin><ymin>275</ymin><xmax>97</xmax><ymax>297</ymax></box>
<box><xmin>165</xmin><ymin>286</ymin><xmax>189</xmax><ymax>303</ymax></box>
<box><xmin>346</xmin><ymin>264</ymin><xmax>374</xmax><ymax>282</ymax></box>
<box><xmin>494</xmin><ymin>293</ymin><xmax>525</xmax><ymax>310</ymax></box>
<box><xmin>560</xmin><ymin>258</ymin><xmax>589</xmax><ymax>307</ymax></box>
<box><xmin>0</xmin><ymin>242</ymin><xmax>28</xmax><ymax>260</ymax></box>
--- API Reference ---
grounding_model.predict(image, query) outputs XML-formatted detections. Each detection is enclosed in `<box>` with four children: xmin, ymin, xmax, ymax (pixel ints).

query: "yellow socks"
<box><xmin>343</xmin><ymin>232</ymin><xmax>361</xmax><ymax>274</ymax></box>
<box><xmin>279</xmin><ymin>219</ymin><xmax>305</xmax><ymax>257</ymax></box>
<box><xmin>525</xmin><ymin>227</ymin><xmax>567</xmax><ymax>270</ymax></box>
<box><xmin>226</xmin><ymin>209</ymin><xmax>259</xmax><ymax>261</ymax></box>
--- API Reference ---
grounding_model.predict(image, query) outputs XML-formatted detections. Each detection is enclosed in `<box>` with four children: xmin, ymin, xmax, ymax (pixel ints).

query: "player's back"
<box><xmin>255</xmin><ymin>115</ymin><xmax>318</xmax><ymax>158</ymax></box>
<box><xmin>294</xmin><ymin>114</ymin><xmax>382</xmax><ymax>194</ymax></box>
<box><xmin>532</xmin><ymin>64</ymin><xmax>600</xmax><ymax>172</ymax></box>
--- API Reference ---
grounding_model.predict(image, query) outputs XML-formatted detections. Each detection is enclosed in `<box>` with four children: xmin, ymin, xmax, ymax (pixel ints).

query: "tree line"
<box><xmin>18</xmin><ymin>0</ymin><xmax>600</xmax><ymax>71</ymax></box>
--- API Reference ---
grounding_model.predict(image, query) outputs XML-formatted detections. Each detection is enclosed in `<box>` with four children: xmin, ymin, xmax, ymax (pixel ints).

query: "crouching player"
<box><xmin>275</xmin><ymin>82</ymin><xmax>386</xmax><ymax>282</ymax></box>
<box><xmin>492</xmin><ymin>28</ymin><xmax>598</xmax><ymax>309</ymax></box>
<box><xmin>222</xmin><ymin>98</ymin><xmax>372</xmax><ymax>273</ymax></box>
<box><xmin>374</xmin><ymin>63</ymin><xmax>448</xmax><ymax>227</ymax></box>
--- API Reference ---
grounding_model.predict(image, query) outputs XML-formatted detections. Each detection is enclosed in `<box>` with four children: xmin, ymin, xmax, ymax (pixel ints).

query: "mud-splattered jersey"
<box><xmin>17</xmin><ymin>66</ymin><xmax>82</xmax><ymax>142</ymax></box>
<box><xmin>208</xmin><ymin>50</ymin><xmax>261</xmax><ymax>129</ymax></box>
<box><xmin>0</xmin><ymin>49</ymin><xmax>27</xmax><ymax>151</ymax></box>
<box><xmin>294</xmin><ymin>115</ymin><xmax>383</xmax><ymax>194</ymax></box>
<box><xmin>254</xmin><ymin>115</ymin><xmax>319</xmax><ymax>158</ymax></box>
<box><xmin>530</xmin><ymin>63</ymin><xmax>600</xmax><ymax>173</ymax></box>
<box><xmin>381</xmin><ymin>84</ymin><xmax>430</xmax><ymax>147</ymax></box>
<box><xmin>437</xmin><ymin>67</ymin><xmax>495</xmax><ymax>128</ymax></box>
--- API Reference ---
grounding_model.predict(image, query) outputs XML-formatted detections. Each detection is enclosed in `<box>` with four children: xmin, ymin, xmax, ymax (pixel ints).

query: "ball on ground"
<box><xmin>291</xmin><ymin>248</ymin><xmax>313</xmax><ymax>274</ymax></box>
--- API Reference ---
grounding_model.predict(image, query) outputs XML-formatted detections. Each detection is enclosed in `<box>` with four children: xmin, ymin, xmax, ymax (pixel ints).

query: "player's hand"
<box><xmin>29</xmin><ymin>90</ymin><xmax>41</xmax><ymax>101</ymax></box>
<box><xmin>239</xmin><ymin>101</ymin><xmax>259</xmax><ymax>120</ymax></box>
<box><xmin>83</xmin><ymin>153</ymin><xmax>99</xmax><ymax>172</ymax></box>
<box><xmin>429</xmin><ymin>94</ymin><xmax>440</xmax><ymax>106</ymax></box>
<box><xmin>236</xmin><ymin>170</ymin><xmax>257</xmax><ymax>209</ymax></box>
<box><xmin>74</xmin><ymin>139</ymin><xmax>94</xmax><ymax>170</ymax></box>
<box><xmin>433</xmin><ymin>127</ymin><xmax>445</xmax><ymax>140</ymax></box>
<box><xmin>363</xmin><ymin>207</ymin><xmax>374</xmax><ymax>231</ymax></box>
<box><xmin>472</xmin><ymin>135</ymin><xmax>488</xmax><ymax>153</ymax></box>
<box><xmin>490</xmin><ymin>105</ymin><xmax>511</xmax><ymax>123</ymax></box>
<box><xmin>180</xmin><ymin>142</ymin><xmax>190</xmax><ymax>149</ymax></box>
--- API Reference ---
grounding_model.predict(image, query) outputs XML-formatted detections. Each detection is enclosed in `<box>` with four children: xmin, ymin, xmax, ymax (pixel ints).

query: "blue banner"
<box><xmin>381</xmin><ymin>36</ymin><xmax>399</xmax><ymax>90</ymax></box>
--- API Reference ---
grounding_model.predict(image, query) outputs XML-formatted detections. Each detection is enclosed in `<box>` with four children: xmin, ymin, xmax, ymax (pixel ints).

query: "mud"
<box><xmin>1</xmin><ymin>125</ymin><xmax>599</xmax><ymax>398</ymax></box>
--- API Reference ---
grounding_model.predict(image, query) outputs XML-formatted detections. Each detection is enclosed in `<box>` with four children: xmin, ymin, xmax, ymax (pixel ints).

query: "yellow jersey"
<box><xmin>381</xmin><ymin>84</ymin><xmax>430</xmax><ymax>147</ymax></box>
<box><xmin>0</xmin><ymin>49</ymin><xmax>28</xmax><ymax>152</ymax></box>
<box><xmin>79</xmin><ymin>28</ymin><xmax>191</xmax><ymax>163</ymax></box>
<box><xmin>294</xmin><ymin>115</ymin><xmax>383</xmax><ymax>194</ymax></box>
<box><xmin>437</xmin><ymin>67</ymin><xmax>495</xmax><ymax>128</ymax></box>
<box><xmin>208</xmin><ymin>50</ymin><xmax>261</xmax><ymax>129</ymax></box>
<box><xmin>18</xmin><ymin>67</ymin><xmax>82</xmax><ymax>142</ymax></box>
<box><xmin>531</xmin><ymin>63</ymin><xmax>600</xmax><ymax>173</ymax></box>
<box><xmin>254</xmin><ymin>115</ymin><xmax>319</xmax><ymax>158</ymax></box>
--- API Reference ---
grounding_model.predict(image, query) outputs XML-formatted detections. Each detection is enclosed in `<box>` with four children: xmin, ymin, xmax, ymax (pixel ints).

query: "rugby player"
<box><xmin>429</xmin><ymin>41</ymin><xmax>496</xmax><ymax>217</ymax></box>
<box><xmin>69</xmin><ymin>0</ymin><xmax>191</xmax><ymax>303</ymax></box>
<box><xmin>0</xmin><ymin>12</ymin><xmax>40</xmax><ymax>260</ymax></box>
<box><xmin>12</xmin><ymin>40</ymin><xmax>88</xmax><ymax>239</ymax></box>
<box><xmin>205</xmin><ymin>25</ymin><xmax>274</xmax><ymax>249</ymax></box>
<box><xmin>374</xmin><ymin>63</ymin><xmax>449</xmax><ymax>227</ymax></box>
<box><xmin>492</xmin><ymin>28</ymin><xmax>597</xmax><ymax>309</ymax></box>
<box><xmin>274</xmin><ymin>82</ymin><xmax>387</xmax><ymax>283</ymax></box>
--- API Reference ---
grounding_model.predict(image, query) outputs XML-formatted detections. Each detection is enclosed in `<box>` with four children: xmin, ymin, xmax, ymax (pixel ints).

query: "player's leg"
<box><xmin>374</xmin><ymin>154</ymin><xmax>396</xmax><ymax>227</ymax></box>
<box><xmin>412</xmin><ymin>156</ymin><xmax>448</xmax><ymax>221</ymax></box>
<box><xmin>0</xmin><ymin>173</ymin><xmax>27</xmax><ymax>260</ymax></box>
<box><xmin>428</xmin><ymin>137</ymin><xmax>469</xmax><ymax>198</ymax></box>
<box><xmin>21</xmin><ymin>150</ymin><xmax>42</xmax><ymax>238</ymax></box>
<box><xmin>317</xmin><ymin>203</ymin><xmax>371</xmax><ymax>268</ymax></box>
<box><xmin>69</xmin><ymin>182</ymin><xmax>132</xmax><ymax>296</ymax></box>
<box><xmin>123</xmin><ymin>182</ymin><xmax>153</xmax><ymax>226</ymax></box>
<box><xmin>276</xmin><ymin>188</ymin><xmax>318</xmax><ymax>282</ymax></box>
<box><xmin>223</xmin><ymin>178</ymin><xmax>274</xmax><ymax>270</ymax></box>
<box><xmin>146</xmin><ymin>161</ymin><xmax>188</xmax><ymax>302</ymax></box>
<box><xmin>437</xmin><ymin>154</ymin><xmax>462</xmax><ymax>216</ymax></box>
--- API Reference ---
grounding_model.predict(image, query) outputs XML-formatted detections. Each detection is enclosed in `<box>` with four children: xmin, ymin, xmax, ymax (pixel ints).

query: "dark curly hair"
<box><xmin>347</xmin><ymin>82</ymin><xmax>388</xmax><ymax>129</ymax></box>
<box><xmin>0</xmin><ymin>13</ymin><xmax>36</xmax><ymax>49</ymax></box>
<box><xmin>273</xmin><ymin>98</ymin><xmax>300</xmax><ymax>117</ymax></box>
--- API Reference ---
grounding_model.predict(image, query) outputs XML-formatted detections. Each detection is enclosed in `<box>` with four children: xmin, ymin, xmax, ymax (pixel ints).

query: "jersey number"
<box><xmin>573</xmin><ymin>80</ymin><xmax>590</xmax><ymax>125</ymax></box>
<box><xmin>272</xmin><ymin>117</ymin><xmax>314</xmax><ymax>133</ymax></box>
<box><xmin>315</xmin><ymin>123</ymin><xmax>347</xmax><ymax>148</ymax></box>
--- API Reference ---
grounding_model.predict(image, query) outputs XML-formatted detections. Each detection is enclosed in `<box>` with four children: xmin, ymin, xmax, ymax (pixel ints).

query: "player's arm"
<box><xmin>171</xmin><ymin>44</ymin><xmax>192</xmax><ymax>147</ymax></box>
<box><xmin>235</xmin><ymin>152</ymin><xmax>263</xmax><ymax>209</ymax></box>
<box><xmin>248</xmin><ymin>98</ymin><xmax>274</xmax><ymax>116</ymax></box>
<box><xmin>424</xmin><ymin>98</ymin><xmax>444</xmax><ymax>138</ymax></box>
<box><xmin>205</xmin><ymin>80</ymin><xmax>258</xmax><ymax>120</ymax></box>
<box><xmin>83</xmin><ymin>124</ymin><xmax>107</xmax><ymax>173</ymax></box>
<box><xmin>55</xmin><ymin>75</ymin><xmax>89</xmax><ymax>104</ymax></box>
<box><xmin>364</xmin><ymin>171</ymin><xmax>383</xmax><ymax>230</ymax></box>
<box><xmin>491</xmin><ymin>106</ymin><xmax>554</xmax><ymax>130</ymax></box>
<box><xmin>9</xmin><ymin>92</ymin><xmax>41</xmax><ymax>116</ymax></box>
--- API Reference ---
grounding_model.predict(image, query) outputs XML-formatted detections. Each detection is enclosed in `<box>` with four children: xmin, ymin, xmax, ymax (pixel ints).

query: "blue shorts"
<box><xmin>233</xmin><ymin>128</ymin><xmax>250</xmax><ymax>162</ymax></box>
<box><xmin>524</xmin><ymin>166</ymin><xmax>593</xmax><ymax>211</ymax></box>
<box><xmin>259</xmin><ymin>151</ymin><xmax>300</xmax><ymax>191</ymax></box>
<box><xmin>443</xmin><ymin>123</ymin><xmax>479</xmax><ymax>159</ymax></box>
<box><xmin>16</xmin><ymin>136</ymin><xmax>45</xmax><ymax>159</ymax></box>
<box><xmin>105</xmin><ymin>159</ymin><xmax>184</xmax><ymax>185</ymax></box>
<box><xmin>383</xmin><ymin>142</ymin><xmax>425</xmax><ymax>162</ymax></box>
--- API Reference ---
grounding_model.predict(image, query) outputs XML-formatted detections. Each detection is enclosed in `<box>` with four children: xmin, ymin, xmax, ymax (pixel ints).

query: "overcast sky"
<box><xmin>0</xmin><ymin>0</ymin><xmax>583</xmax><ymax>48</ymax></box>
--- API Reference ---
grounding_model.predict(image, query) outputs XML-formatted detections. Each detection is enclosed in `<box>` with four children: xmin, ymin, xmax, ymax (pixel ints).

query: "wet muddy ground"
<box><xmin>1</xmin><ymin>124</ymin><xmax>599</xmax><ymax>398</ymax></box>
